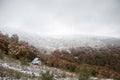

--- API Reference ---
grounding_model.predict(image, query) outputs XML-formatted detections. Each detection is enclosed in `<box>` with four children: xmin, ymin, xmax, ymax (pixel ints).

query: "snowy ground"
<box><xmin>0</xmin><ymin>58</ymin><xmax>114</xmax><ymax>80</ymax></box>
<box><xmin>0</xmin><ymin>58</ymin><xmax>78</xmax><ymax>80</ymax></box>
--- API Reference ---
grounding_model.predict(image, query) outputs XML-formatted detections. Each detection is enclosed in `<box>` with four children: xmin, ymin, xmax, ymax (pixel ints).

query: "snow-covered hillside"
<box><xmin>1</xmin><ymin>26</ymin><xmax>120</xmax><ymax>51</ymax></box>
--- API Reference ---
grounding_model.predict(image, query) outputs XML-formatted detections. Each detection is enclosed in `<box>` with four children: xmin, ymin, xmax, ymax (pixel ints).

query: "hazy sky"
<box><xmin>0</xmin><ymin>0</ymin><xmax>120</xmax><ymax>37</ymax></box>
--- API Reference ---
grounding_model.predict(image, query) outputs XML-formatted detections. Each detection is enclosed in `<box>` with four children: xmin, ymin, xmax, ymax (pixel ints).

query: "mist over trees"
<box><xmin>0</xmin><ymin>31</ymin><xmax>120</xmax><ymax>79</ymax></box>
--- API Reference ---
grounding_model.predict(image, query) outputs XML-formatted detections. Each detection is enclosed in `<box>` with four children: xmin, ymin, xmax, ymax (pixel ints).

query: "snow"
<box><xmin>0</xmin><ymin>59</ymin><xmax>77</xmax><ymax>79</ymax></box>
<box><xmin>17</xmin><ymin>34</ymin><xmax>120</xmax><ymax>53</ymax></box>
<box><xmin>0</xmin><ymin>62</ymin><xmax>40</xmax><ymax>76</ymax></box>
<box><xmin>90</xmin><ymin>77</ymin><xmax>114</xmax><ymax>80</ymax></box>
<box><xmin>0</xmin><ymin>61</ymin><xmax>114</xmax><ymax>80</ymax></box>
<box><xmin>55</xmin><ymin>77</ymin><xmax>78</xmax><ymax>80</ymax></box>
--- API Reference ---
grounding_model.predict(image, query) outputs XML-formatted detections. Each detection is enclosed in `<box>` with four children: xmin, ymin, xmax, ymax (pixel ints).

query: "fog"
<box><xmin>0</xmin><ymin>0</ymin><xmax>120</xmax><ymax>37</ymax></box>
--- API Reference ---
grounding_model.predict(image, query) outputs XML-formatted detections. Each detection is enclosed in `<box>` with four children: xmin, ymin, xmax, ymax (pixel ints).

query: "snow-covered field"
<box><xmin>0</xmin><ymin>58</ymin><xmax>114</xmax><ymax>80</ymax></box>
<box><xmin>0</xmin><ymin>58</ymin><xmax>78</xmax><ymax>80</ymax></box>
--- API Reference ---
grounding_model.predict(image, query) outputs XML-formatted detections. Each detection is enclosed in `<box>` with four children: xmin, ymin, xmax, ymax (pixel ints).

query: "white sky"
<box><xmin>0</xmin><ymin>0</ymin><xmax>120</xmax><ymax>37</ymax></box>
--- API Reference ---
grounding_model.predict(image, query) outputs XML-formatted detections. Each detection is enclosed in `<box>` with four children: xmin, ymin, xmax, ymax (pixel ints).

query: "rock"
<box><xmin>31</xmin><ymin>58</ymin><xmax>42</xmax><ymax>65</ymax></box>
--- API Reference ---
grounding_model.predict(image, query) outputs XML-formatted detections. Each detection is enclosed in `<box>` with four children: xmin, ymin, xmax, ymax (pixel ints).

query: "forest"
<box><xmin>0</xmin><ymin>32</ymin><xmax>120</xmax><ymax>80</ymax></box>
